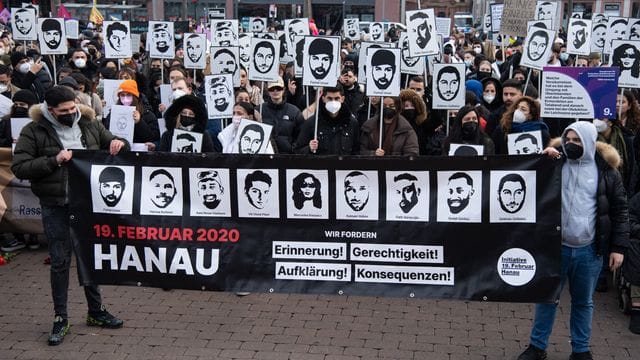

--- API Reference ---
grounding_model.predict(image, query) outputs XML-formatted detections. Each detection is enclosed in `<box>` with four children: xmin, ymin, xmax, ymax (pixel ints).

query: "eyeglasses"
<box><xmin>268</xmin><ymin>87</ymin><xmax>284</xmax><ymax>92</ymax></box>
<box><xmin>301</xmin><ymin>182</ymin><xmax>316</xmax><ymax>188</ymax></box>
<box><xmin>622</xmin><ymin>53</ymin><xmax>636</xmax><ymax>59</ymax></box>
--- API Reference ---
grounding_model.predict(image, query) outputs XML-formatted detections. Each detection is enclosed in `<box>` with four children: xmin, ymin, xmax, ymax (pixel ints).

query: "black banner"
<box><xmin>69</xmin><ymin>152</ymin><xmax>562</xmax><ymax>303</ymax></box>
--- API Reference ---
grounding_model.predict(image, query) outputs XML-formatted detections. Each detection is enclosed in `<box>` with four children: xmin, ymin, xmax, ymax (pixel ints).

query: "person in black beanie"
<box><xmin>0</xmin><ymin>89</ymin><xmax>38</xmax><ymax>147</ymax></box>
<box><xmin>10</xmin><ymin>51</ymin><xmax>48</xmax><ymax>102</ymax></box>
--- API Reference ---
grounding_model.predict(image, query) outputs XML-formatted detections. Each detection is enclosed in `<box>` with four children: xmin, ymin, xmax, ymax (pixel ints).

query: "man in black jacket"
<box><xmin>295</xmin><ymin>85</ymin><xmax>359</xmax><ymax>155</ymax></box>
<box><xmin>261</xmin><ymin>77</ymin><xmax>305</xmax><ymax>153</ymax></box>
<box><xmin>338</xmin><ymin>67</ymin><xmax>365</xmax><ymax>118</ymax></box>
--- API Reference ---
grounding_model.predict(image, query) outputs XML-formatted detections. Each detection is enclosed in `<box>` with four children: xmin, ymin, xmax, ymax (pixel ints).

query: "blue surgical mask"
<box><xmin>559</xmin><ymin>52</ymin><xmax>569</xmax><ymax>62</ymax></box>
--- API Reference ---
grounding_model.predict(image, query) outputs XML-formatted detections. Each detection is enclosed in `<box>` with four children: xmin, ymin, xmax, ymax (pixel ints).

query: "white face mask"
<box><xmin>325</xmin><ymin>100</ymin><xmax>341</xmax><ymax>114</ymax></box>
<box><xmin>0</xmin><ymin>48</ymin><xmax>6</xmax><ymax>56</ymax></box>
<box><xmin>74</xmin><ymin>58</ymin><xmax>87</xmax><ymax>69</ymax></box>
<box><xmin>18</xmin><ymin>62</ymin><xmax>31</xmax><ymax>74</ymax></box>
<box><xmin>473</xmin><ymin>47</ymin><xmax>482</xmax><ymax>54</ymax></box>
<box><xmin>0</xmin><ymin>84</ymin><xmax>8</xmax><ymax>93</ymax></box>
<box><xmin>483</xmin><ymin>94</ymin><xmax>495</xmax><ymax>104</ymax></box>
<box><xmin>171</xmin><ymin>89</ymin><xmax>187</xmax><ymax>101</ymax></box>
<box><xmin>513</xmin><ymin>109</ymin><xmax>527</xmax><ymax>124</ymax></box>
<box><xmin>593</xmin><ymin>119</ymin><xmax>609</xmax><ymax>133</ymax></box>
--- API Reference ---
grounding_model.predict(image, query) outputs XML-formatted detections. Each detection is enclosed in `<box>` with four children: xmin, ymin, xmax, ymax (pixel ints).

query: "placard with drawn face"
<box><xmin>399</xmin><ymin>32</ymin><xmax>425</xmax><ymax>75</ymax></box>
<box><xmin>369</xmin><ymin>22</ymin><xmax>385</xmax><ymax>42</ymax></box>
<box><xmin>535</xmin><ymin>1</ymin><xmax>560</xmax><ymax>29</ymax></box>
<box><xmin>592</xmin><ymin>13</ymin><xmax>608</xmax><ymax>25</ymax></box>
<box><xmin>211</xmin><ymin>19</ymin><xmax>239</xmax><ymax>47</ymax></box>
<box><xmin>365</xmin><ymin>47</ymin><xmax>401</xmax><ymax>97</ymax></box>
<box><xmin>238</xmin><ymin>33</ymin><xmax>252</xmax><ymax>70</ymax></box>
<box><xmin>286</xmin><ymin>169</ymin><xmax>329</xmax><ymax>220</ymax></box>
<box><xmin>38</xmin><ymin>18</ymin><xmax>67</xmax><ymax>55</ymax></box>
<box><xmin>254</xmin><ymin>32</ymin><xmax>277</xmax><ymax>40</ymax></box>
<box><xmin>109</xmin><ymin>105</ymin><xmax>135</xmax><ymax>146</ymax></box>
<box><xmin>237</xmin><ymin>168</ymin><xmax>280</xmax><ymax>218</ymax></box>
<box><xmin>210</xmin><ymin>46</ymin><xmax>240</xmax><ymax>87</ymax></box>
<box><xmin>432</xmin><ymin>63</ymin><xmax>465</xmax><ymax>110</ymax></box>
<box><xmin>385</xmin><ymin>171</ymin><xmax>429</xmax><ymax>222</ymax></box>
<box><xmin>140</xmin><ymin>167</ymin><xmax>183</xmax><ymax>216</ymax></box>
<box><xmin>292</xmin><ymin>34</ymin><xmax>306</xmax><ymax>77</ymax></box>
<box><xmin>483</xmin><ymin>14</ymin><xmax>492</xmax><ymax>34</ymax></box>
<box><xmin>609</xmin><ymin>40</ymin><xmax>640</xmax><ymax>89</ymax></box>
<box><xmin>183</xmin><ymin>33</ymin><xmax>207</xmax><ymax>69</ymax></box>
<box><xmin>437</xmin><ymin>171</ymin><xmax>482</xmax><ymax>223</ymax></box>
<box><xmin>12</xmin><ymin>8</ymin><xmax>36</xmax><ymax>41</ymax></box>
<box><xmin>567</xmin><ymin>18</ymin><xmax>592</xmax><ymax>56</ymax></box>
<box><xmin>171</xmin><ymin>129</ymin><xmax>203</xmax><ymax>153</ymax></box>
<box><xmin>591</xmin><ymin>19</ymin><xmax>608</xmax><ymax>52</ymax></box>
<box><xmin>189</xmin><ymin>168</ymin><xmax>231</xmax><ymax>217</ymax></box>
<box><xmin>344</xmin><ymin>18</ymin><xmax>360</xmax><ymax>40</ymax></box>
<box><xmin>65</xmin><ymin>19</ymin><xmax>79</xmax><ymax>40</ymax></box>
<box><xmin>406</xmin><ymin>9</ymin><xmax>439</xmax><ymax>57</ymax></box>
<box><xmin>303</xmin><ymin>36</ymin><xmax>340</xmax><ymax>87</ymax></box>
<box><xmin>490</xmin><ymin>171</ymin><xmax>536</xmax><ymax>223</ymax></box>
<box><xmin>604</xmin><ymin>17</ymin><xmax>628</xmax><ymax>55</ymax></box>
<box><xmin>103</xmin><ymin>20</ymin><xmax>132</xmax><ymax>58</ymax></box>
<box><xmin>572</xmin><ymin>12</ymin><xmax>583</xmax><ymax>19</ymax></box>
<box><xmin>507</xmin><ymin>130</ymin><xmax>544</xmax><ymax>155</ymax></box>
<box><xmin>448</xmin><ymin>144</ymin><xmax>484</xmax><ymax>156</ymax></box>
<box><xmin>204</xmin><ymin>74</ymin><xmax>234</xmax><ymax>118</ymax></box>
<box><xmin>277</xmin><ymin>31</ymin><xmax>294</xmax><ymax>64</ymax></box>
<box><xmin>629</xmin><ymin>18</ymin><xmax>640</xmax><ymax>41</ymax></box>
<box><xmin>336</xmin><ymin>170</ymin><xmax>379</xmax><ymax>221</ymax></box>
<box><xmin>520</xmin><ymin>27</ymin><xmax>556</xmax><ymax>70</ymax></box>
<box><xmin>90</xmin><ymin>165</ymin><xmax>135</xmax><ymax>215</ymax></box>
<box><xmin>284</xmin><ymin>18</ymin><xmax>309</xmax><ymax>57</ymax></box>
<box><xmin>149</xmin><ymin>21</ymin><xmax>175</xmax><ymax>59</ymax></box>
<box><xmin>249</xmin><ymin>37</ymin><xmax>280</xmax><ymax>82</ymax></box>
<box><xmin>249</xmin><ymin>17</ymin><xmax>267</xmax><ymax>33</ymax></box>
<box><xmin>236</xmin><ymin>119</ymin><xmax>273</xmax><ymax>155</ymax></box>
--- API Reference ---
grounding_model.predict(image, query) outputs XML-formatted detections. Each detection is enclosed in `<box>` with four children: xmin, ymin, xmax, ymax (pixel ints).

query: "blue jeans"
<box><xmin>43</xmin><ymin>205</ymin><xmax>102</xmax><ymax>319</ymax></box>
<box><xmin>530</xmin><ymin>244</ymin><xmax>603</xmax><ymax>353</ymax></box>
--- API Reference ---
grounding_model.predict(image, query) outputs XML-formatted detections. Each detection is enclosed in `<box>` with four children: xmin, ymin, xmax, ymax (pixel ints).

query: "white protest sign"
<box><xmin>109</xmin><ymin>105</ymin><xmax>135</xmax><ymax>146</ymax></box>
<box><xmin>204</xmin><ymin>74</ymin><xmax>234</xmax><ymax>119</ymax></box>
<box><xmin>11</xmin><ymin>7</ymin><xmax>37</xmax><ymax>41</ymax></box>
<box><xmin>609</xmin><ymin>40</ymin><xmax>640</xmax><ymax>89</ymax></box>
<box><xmin>38</xmin><ymin>18</ymin><xmax>67</xmax><ymax>55</ymax></box>
<box><xmin>406</xmin><ymin>9</ymin><xmax>439</xmax><ymax>57</ymax></box>
<box><xmin>399</xmin><ymin>32</ymin><xmax>425</xmax><ymax>75</ymax></box>
<box><xmin>235</xmin><ymin>119</ymin><xmax>274</xmax><ymax>154</ymax></box>
<box><xmin>248</xmin><ymin>37</ymin><xmax>280</xmax><ymax>82</ymax></box>
<box><xmin>520</xmin><ymin>27</ymin><xmax>556</xmax><ymax>70</ymax></box>
<box><xmin>449</xmin><ymin>144</ymin><xmax>484</xmax><ymax>156</ymax></box>
<box><xmin>149</xmin><ymin>21</ymin><xmax>175</xmax><ymax>59</ymax></box>
<box><xmin>10</xmin><ymin>118</ymin><xmax>31</xmax><ymax>144</ymax></box>
<box><xmin>211</xmin><ymin>19</ymin><xmax>239</xmax><ymax>47</ymax></box>
<box><xmin>171</xmin><ymin>129</ymin><xmax>203</xmax><ymax>153</ymax></box>
<box><xmin>365</xmin><ymin>47</ymin><xmax>401</xmax><ymax>97</ymax></box>
<box><xmin>435</xmin><ymin>17</ymin><xmax>451</xmax><ymax>38</ymax></box>
<box><xmin>184</xmin><ymin>33</ymin><xmax>207</xmax><ymax>69</ymax></box>
<box><xmin>302</xmin><ymin>36</ymin><xmax>340</xmax><ymax>87</ymax></box>
<box><xmin>566</xmin><ymin>18</ymin><xmax>592</xmax><ymax>56</ymax></box>
<box><xmin>210</xmin><ymin>46</ymin><xmax>241</xmax><ymax>88</ymax></box>
<box><xmin>344</xmin><ymin>18</ymin><xmax>360</xmax><ymax>40</ymax></box>
<box><xmin>358</xmin><ymin>41</ymin><xmax>394</xmax><ymax>85</ymax></box>
<box><xmin>103</xmin><ymin>79</ymin><xmax>124</xmax><ymax>116</ymax></box>
<box><xmin>103</xmin><ymin>21</ymin><xmax>132</xmax><ymax>59</ymax></box>
<box><xmin>507</xmin><ymin>131</ymin><xmax>543</xmax><ymax>155</ymax></box>
<box><xmin>65</xmin><ymin>19</ymin><xmax>79</xmax><ymax>40</ymax></box>
<box><xmin>501</xmin><ymin>0</ymin><xmax>537</xmax><ymax>38</ymax></box>
<box><xmin>432</xmin><ymin>63</ymin><xmax>466</xmax><ymax>110</ymax></box>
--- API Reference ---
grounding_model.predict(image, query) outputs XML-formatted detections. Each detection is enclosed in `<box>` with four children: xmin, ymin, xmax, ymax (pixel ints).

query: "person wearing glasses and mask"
<box><xmin>260</xmin><ymin>77</ymin><xmax>305</xmax><ymax>154</ymax></box>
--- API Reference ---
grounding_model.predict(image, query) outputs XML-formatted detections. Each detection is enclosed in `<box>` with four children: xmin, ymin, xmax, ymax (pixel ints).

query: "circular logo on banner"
<box><xmin>497</xmin><ymin>248</ymin><xmax>536</xmax><ymax>286</ymax></box>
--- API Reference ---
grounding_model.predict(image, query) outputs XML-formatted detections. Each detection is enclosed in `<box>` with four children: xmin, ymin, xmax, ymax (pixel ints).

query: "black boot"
<box><xmin>630</xmin><ymin>308</ymin><xmax>640</xmax><ymax>334</ymax></box>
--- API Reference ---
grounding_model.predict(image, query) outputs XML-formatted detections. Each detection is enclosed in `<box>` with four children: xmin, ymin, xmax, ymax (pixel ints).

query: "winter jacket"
<box><xmin>295</xmin><ymin>105</ymin><xmax>360</xmax><ymax>155</ymax></box>
<box><xmin>158</xmin><ymin>94</ymin><xmax>214</xmax><ymax>152</ymax></box>
<box><xmin>11</xmin><ymin>104</ymin><xmax>130</xmax><ymax>206</ymax></box>
<box><xmin>623</xmin><ymin>192</ymin><xmax>640</xmax><ymax>285</ymax></box>
<box><xmin>360</xmin><ymin>115</ymin><xmax>419</xmax><ymax>156</ymax></box>
<box><xmin>261</xmin><ymin>99</ymin><xmax>306</xmax><ymax>154</ymax></box>
<box><xmin>102</xmin><ymin>104</ymin><xmax>160</xmax><ymax>144</ymax></box>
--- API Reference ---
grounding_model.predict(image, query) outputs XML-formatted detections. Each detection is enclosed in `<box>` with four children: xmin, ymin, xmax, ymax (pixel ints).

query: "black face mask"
<box><xmin>12</xmin><ymin>106</ymin><xmax>29</xmax><ymax>117</ymax></box>
<box><xmin>180</xmin><ymin>115</ymin><xmax>196</xmax><ymax>127</ymax></box>
<box><xmin>564</xmin><ymin>142</ymin><xmax>583</xmax><ymax>160</ymax></box>
<box><xmin>57</xmin><ymin>112</ymin><xmax>77</xmax><ymax>127</ymax></box>
<box><xmin>401</xmin><ymin>109</ymin><xmax>417</xmax><ymax>122</ymax></box>
<box><xmin>461</xmin><ymin>122</ymin><xmax>477</xmax><ymax>140</ymax></box>
<box><xmin>383</xmin><ymin>108</ymin><xmax>396</xmax><ymax>119</ymax></box>
<box><xmin>476</xmin><ymin>71</ymin><xmax>491</xmax><ymax>80</ymax></box>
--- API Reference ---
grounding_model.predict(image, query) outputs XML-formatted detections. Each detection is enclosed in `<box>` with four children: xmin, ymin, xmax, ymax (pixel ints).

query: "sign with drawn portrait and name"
<box><xmin>70</xmin><ymin>152</ymin><xmax>562</xmax><ymax>303</ymax></box>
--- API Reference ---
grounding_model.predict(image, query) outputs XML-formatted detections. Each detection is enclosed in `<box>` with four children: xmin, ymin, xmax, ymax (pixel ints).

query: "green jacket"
<box><xmin>11</xmin><ymin>104</ymin><xmax>129</xmax><ymax>206</ymax></box>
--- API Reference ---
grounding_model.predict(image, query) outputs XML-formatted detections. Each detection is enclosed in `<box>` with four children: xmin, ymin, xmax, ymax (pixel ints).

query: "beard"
<box><xmin>214</xmin><ymin>98</ymin><xmax>229</xmax><ymax>112</ymax></box>
<box><xmin>101</xmin><ymin>194</ymin><xmax>121</xmax><ymax>207</ymax></box>
<box><xmin>202</xmin><ymin>196</ymin><xmax>221</xmax><ymax>209</ymax></box>
<box><xmin>156</xmin><ymin>43</ymin><xmax>170</xmax><ymax>53</ymax></box>
<box><xmin>447</xmin><ymin>196</ymin><xmax>470</xmax><ymax>214</ymax></box>
<box><xmin>311</xmin><ymin>66</ymin><xmax>329</xmax><ymax>79</ymax></box>
<box><xmin>374</xmin><ymin>77</ymin><xmax>391</xmax><ymax>89</ymax></box>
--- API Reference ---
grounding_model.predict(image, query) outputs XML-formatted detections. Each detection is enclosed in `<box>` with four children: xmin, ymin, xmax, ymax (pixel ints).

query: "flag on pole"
<box><xmin>89</xmin><ymin>0</ymin><xmax>103</xmax><ymax>25</ymax></box>
<box><xmin>57</xmin><ymin>3</ymin><xmax>71</xmax><ymax>19</ymax></box>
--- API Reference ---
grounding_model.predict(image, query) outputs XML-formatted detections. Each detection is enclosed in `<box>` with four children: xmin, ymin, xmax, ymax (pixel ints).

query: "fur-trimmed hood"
<box><xmin>163</xmin><ymin>95</ymin><xmax>208</xmax><ymax>132</ymax></box>
<box><xmin>549</xmin><ymin>136</ymin><xmax>621</xmax><ymax>169</ymax></box>
<box><xmin>28</xmin><ymin>103</ymin><xmax>96</xmax><ymax>123</ymax></box>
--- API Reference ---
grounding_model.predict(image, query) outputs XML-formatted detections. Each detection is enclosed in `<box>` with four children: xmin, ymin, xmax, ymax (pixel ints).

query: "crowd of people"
<box><xmin>0</xmin><ymin>12</ymin><xmax>637</xmax><ymax>356</ymax></box>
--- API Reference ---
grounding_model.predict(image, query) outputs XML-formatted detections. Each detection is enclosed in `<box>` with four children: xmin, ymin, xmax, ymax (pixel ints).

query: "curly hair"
<box><xmin>622</xmin><ymin>90</ymin><xmax>640</xmax><ymax>134</ymax></box>
<box><xmin>500</xmin><ymin>96</ymin><xmax>540</xmax><ymax>137</ymax></box>
<box><xmin>399</xmin><ymin>89</ymin><xmax>428</xmax><ymax>125</ymax></box>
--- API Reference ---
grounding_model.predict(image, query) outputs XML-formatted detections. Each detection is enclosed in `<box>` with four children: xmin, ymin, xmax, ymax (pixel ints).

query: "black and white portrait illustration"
<box><xmin>204</xmin><ymin>74</ymin><xmax>234</xmax><ymax>119</ymax></box>
<box><xmin>406</xmin><ymin>9</ymin><xmax>439</xmax><ymax>57</ymax></box>
<box><xmin>284</xmin><ymin>18</ymin><xmax>309</xmax><ymax>58</ymax></box>
<box><xmin>90</xmin><ymin>165</ymin><xmax>135</xmax><ymax>215</ymax></box>
<box><xmin>302</xmin><ymin>36</ymin><xmax>340</xmax><ymax>87</ymax></box>
<box><xmin>357</xmin><ymin>42</ymin><xmax>393</xmax><ymax>85</ymax></box>
<box><xmin>527</xmin><ymin>20</ymin><xmax>552</xmax><ymax>31</ymax></box>
<box><xmin>277</xmin><ymin>31</ymin><xmax>294</xmax><ymax>64</ymax></box>
<box><xmin>629</xmin><ymin>19</ymin><xmax>640</xmax><ymax>40</ymax></box>
<box><xmin>286</xmin><ymin>170</ymin><xmax>329</xmax><ymax>219</ymax></box>
<box><xmin>365</xmin><ymin>48</ymin><xmax>401</xmax><ymax>97</ymax></box>
<box><xmin>385</xmin><ymin>171</ymin><xmax>429</xmax><ymax>222</ymax></box>
<box><xmin>293</xmin><ymin>34</ymin><xmax>306</xmax><ymax>77</ymax></box>
<box><xmin>344</xmin><ymin>18</ymin><xmax>360</xmax><ymax>41</ymax></box>
<box><xmin>592</xmin><ymin>13</ymin><xmax>608</xmax><ymax>25</ymax></box>
<box><xmin>508</xmin><ymin>131</ymin><xmax>543</xmax><ymax>155</ymax></box>
<box><xmin>184</xmin><ymin>33</ymin><xmax>207</xmax><ymax>69</ymax></box>
<box><xmin>103</xmin><ymin>20</ymin><xmax>132</xmax><ymax>58</ymax></box>
<box><xmin>610</xmin><ymin>40</ymin><xmax>640</xmax><ymax>89</ymax></box>
<box><xmin>189</xmin><ymin>168</ymin><xmax>231</xmax><ymax>217</ymax></box>
<box><xmin>566</xmin><ymin>18</ymin><xmax>592</xmax><ymax>56</ymax></box>
<box><xmin>490</xmin><ymin>171</ymin><xmax>536</xmax><ymax>223</ymax></box>
<box><xmin>520</xmin><ymin>27</ymin><xmax>556</xmax><ymax>70</ymax></box>
<box><xmin>483</xmin><ymin>14</ymin><xmax>492</xmax><ymax>34</ymax></box>
<box><xmin>38</xmin><ymin>18</ymin><xmax>67</xmax><ymax>55</ymax></box>
<box><xmin>210</xmin><ymin>46</ymin><xmax>240</xmax><ymax>87</ymax></box>
<box><xmin>140</xmin><ymin>167</ymin><xmax>183</xmax><ymax>216</ymax></box>
<box><xmin>604</xmin><ymin>17</ymin><xmax>628</xmax><ymax>54</ymax></box>
<box><xmin>437</xmin><ymin>171</ymin><xmax>482</xmax><ymax>223</ymax></box>
<box><xmin>12</xmin><ymin>7</ymin><xmax>37</xmax><ymax>41</ymax></box>
<box><xmin>370</xmin><ymin>22</ymin><xmax>385</xmax><ymax>42</ymax></box>
<box><xmin>336</xmin><ymin>170</ymin><xmax>379</xmax><ymax>221</ymax></box>
<box><xmin>432</xmin><ymin>63</ymin><xmax>465</xmax><ymax>110</ymax></box>
<box><xmin>535</xmin><ymin>0</ymin><xmax>560</xmax><ymax>29</ymax></box>
<box><xmin>237</xmin><ymin>169</ymin><xmax>280</xmax><ymax>218</ymax></box>
<box><xmin>238</xmin><ymin>33</ymin><xmax>252</xmax><ymax>70</ymax></box>
<box><xmin>448</xmin><ymin>144</ymin><xmax>484</xmax><ymax>156</ymax></box>
<box><xmin>171</xmin><ymin>129</ymin><xmax>203</xmax><ymax>153</ymax></box>
<box><xmin>249</xmin><ymin>38</ymin><xmax>280</xmax><ymax>82</ymax></box>
<box><xmin>249</xmin><ymin>17</ymin><xmax>267</xmax><ymax>33</ymax></box>
<box><xmin>211</xmin><ymin>20</ymin><xmax>239</xmax><ymax>47</ymax></box>
<box><xmin>236</xmin><ymin>119</ymin><xmax>273</xmax><ymax>154</ymax></box>
<box><xmin>591</xmin><ymin>21</ymin><xmax>608</xmax><ymax>52</ymax></box>
<box><xmin>148</xmin><ymin>21</ymin><xmax>175</xmax><ymax>59</ymax></box>
<box><xmin>399</xmin><ymin>32</ymin><xmax>425</xmax><ymax>75</ymax></box>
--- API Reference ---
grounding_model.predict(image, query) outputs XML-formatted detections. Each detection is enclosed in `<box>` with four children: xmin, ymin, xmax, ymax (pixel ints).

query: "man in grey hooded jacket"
<box><xmin>518</xmin><ymin>121</ymin><xmax>629</xmax><ymax>360</ymax></box>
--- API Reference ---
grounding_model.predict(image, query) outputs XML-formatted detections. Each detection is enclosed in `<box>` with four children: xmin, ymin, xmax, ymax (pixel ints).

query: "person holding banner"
<box><xmin>11</xmin><ymin>85</ymin><xmax>129</xmax><ymax>346</ymax></box>
<box><xmin>492</xmin><ymin>96</ymin><xmax>550</xmax><ymax>155</ymax></box>
<box><xmin>442</xmin><ymin>105</ymin><xmax>495</xmax><ymax>156</ymax></box>
<box><xmin>623</xmin><ymin>193</ymin><xmax>640</xmax><ymax>334</ymax></box>
<box><xmin>518</xmin><ymin>121</ymin><xmax>628</xmax><ymax>360</ymax></box>
<box><xmin>360</xmin><ymin>97</ymin><xmax>419</xmax><ymax>156</ymax></box>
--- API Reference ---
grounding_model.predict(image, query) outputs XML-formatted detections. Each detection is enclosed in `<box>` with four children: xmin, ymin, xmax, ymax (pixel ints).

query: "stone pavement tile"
<box><xmin>239</xmin><ymin>341</ymin><xmax>276</xmax><ymax>351</ymax></box>
<box><xmin>183</xmin><ymin>347</ymin><xmax>221</xmax><ymax>357</ymax></box>
<box><xmin>217</xmin><ymin>349</ymin><xmax>255</xmax><ymax>358</ymax></box>
<box><xmin>172</xmin><ymin>337</ymin><xmax>209</xmax><ymax>348</ymax></box>
<box><xmin>289</xmin><ymin>353</ymin><xmax>325</xmax><ymax>360</ymax></box>
<box><xmin>51</xmin><ymin>352</ymin><xmax>93</xmax><ymax>360</ymax></box>
<box><xmin>86</xmin><ymin>353</ymin><xmax>128</xmax><ymax>360</ymax></box>
<box><xmin>296</xmin><ymin>335</ymin><xmax>331</xmax><ymax>346</ymax></box>
<box><xmin>230</xmin><ymin>332</ymin><xmax>265</xmax><ymax>342</ymax></box>
<box><xmin>378</xmin><ymin>348</ymin><xmax>415</xmax><ymax>359</ymax></box>
<box><xmin>413</xmin><ymin>351</ymin><xmax>450</xmax><ymax>360</ymax></box>
<box><xmin>253</xmin><ymin>351</ymin><xmax>293</xmax><ymax>359</ymax></box>
<box><xmin>15</xmin><ymin>349</ymin><xmax>54</xmax><ymax>359</ymax></box>
<box><xmin>79</xmin><ymin>343</ymin><xmax>119</xmax><ymax>353</ymax></box>
<box><xmin>205</xmin><ymin>339</ymin><xmax>243</xmax><ymax>350</ymax></box>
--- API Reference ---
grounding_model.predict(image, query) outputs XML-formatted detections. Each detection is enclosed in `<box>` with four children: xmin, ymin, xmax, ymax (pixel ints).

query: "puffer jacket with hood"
<box><xmin>552</xmin><ymin>121</ymin><xmax>629</xmax><ymax>256</ymax></box>
<box><xmin>261</xmin><ymin>98</ymin><xmax>306</xmax><ymax>154</ymax></box>
<box><xmin>159</xmin><ymin>94</ymin><xmax>215</xmax><ymax>152</ymax></box>
<box><xmin>295</xmin><ymin>101</ymin><xmax>360</xmax><ymax>155</ymax></box>
<box><xmin>11</xmin><ymin>103</ymin><xmax>130</xmax><ymax>206</ymax></box>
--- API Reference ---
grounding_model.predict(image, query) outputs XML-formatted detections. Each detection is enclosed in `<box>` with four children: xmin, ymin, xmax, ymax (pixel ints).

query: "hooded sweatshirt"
<box><xmin>561</xmin><ymin>121</ymin><xmax>598</xmax><ymax>248</ymax></box>
<box><xmin>40</xmin><ymin>102</ymin><xmax>84</xmax><ymax>150</ymax></box>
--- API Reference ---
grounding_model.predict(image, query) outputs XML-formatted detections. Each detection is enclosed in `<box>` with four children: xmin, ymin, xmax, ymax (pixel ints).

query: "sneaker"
<box><xmin>86</xmin><ymin>308</ymin><xmax>123</xmax><ymax>328</ymax></box>
<box><xmin>26</xmin><ymin>234</ymin><xmax>39</xmax><ymax>250</ymax></box>
<box><xmin>1</xmin><ymin>238</ymin><xmax>26</xmax><ymax>252</ymax></box>
<box><xmin>517</xmin><ymin>344</ymin><xmax>547</xmax><ymax>360</ymax></box>
<box><xmin>47</xmin><ymin>316</ymin><xmax>69</xmax><ymax>346</ymax></box>
<box><xmin>569</xmin><ymin>351</ymin><xmax>593</xmax><ymax>360</ymax></box>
